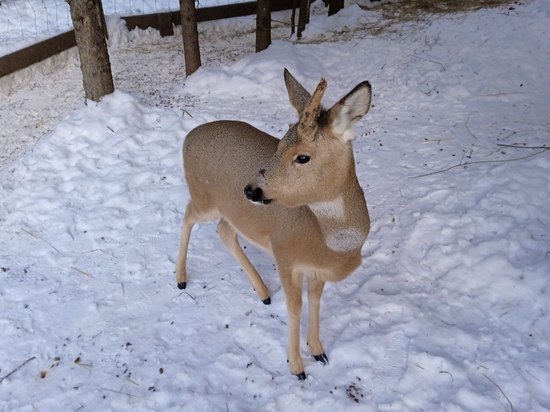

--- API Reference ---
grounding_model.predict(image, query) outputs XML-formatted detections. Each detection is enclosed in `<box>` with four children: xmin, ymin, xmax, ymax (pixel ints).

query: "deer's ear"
<box><xmin>284</xmin><ymin>68</ymin><xmax>312</xmax><ymax>117</ymax></box>
<box><xmin>328</xmin><ymin>81</ymin><xmax>372</xmax><ymax>142</ymax></box>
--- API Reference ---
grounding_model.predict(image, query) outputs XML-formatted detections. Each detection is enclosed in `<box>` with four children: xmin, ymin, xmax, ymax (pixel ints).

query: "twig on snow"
<box><xmin>524</xmin><ymin>368</ymin><xmax>541</xmax><ymax>382</ymax></box>
<box><xmin>235</xmin><ymin>343</ymin><xmax>281</xmax><ymax>378</ymax></box>
<box><xmin>497</xmin><ymin>143</ymin><xmax>549</xmax><ymax>150</ymax></box>
<box><xmin>409</xmin><ymin>54</ymin><xmax>446</xmax><ymax>71</ymax></box>
<box><xmin>70</xmin><ymin>266</ymin><xmax>95</xmax><ymax>278</ymax></box>
<box><xmin>439</xmin><ymin>370</ymin><xmax>454</xmax><ymax>381</ymax></box>
<box><xmin>480</xmin><ymin>92</ymin><xmax>526</xmax><ymax>98</ymax></box>
<box><xmin>482</xmin><ymin>373</ymin><xmax>515</xmax><ymax>412</ymax></box>
<box><xmin>100</xmin><ymin>387</ymin><xmax>150</xmax><ymax>401</ymax></box>
<box><xmin>0</xmin><ymin>356</ymin><xmax>36</xmax><ymax>383</ymax></box>
<box><xmin>183</xmin><ymin>291</ymin><xmax>198</xmax><ymax>304</ymax></box>
<box><xmin>464</xmin><ymin>116</ymin><xmax>480</xmax><ymax>139</ymax></box>
<box><xmin>21</xmin><ymin>229</ymin><xmax>61</xmax><ymax>253</ymax></box>
<box><xmin>464</xmin><ymin>117</ymin><xmax>519</xmax><ymax>142</ymax></box>
<box><xmin>126</xmin><ymin>377</ymin><xmax>139</xmax><ymax>386</ymax></box>
<box><xmin>408</xmin><ymin>148</ymin><xmax>548</xmax><ymax>179</ymax></box>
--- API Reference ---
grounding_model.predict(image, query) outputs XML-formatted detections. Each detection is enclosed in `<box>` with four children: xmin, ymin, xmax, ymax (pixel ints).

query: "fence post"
<box><xmin>68</xmin><ymin>0</ymin><xmax>114</xmax><ymax>102</ymax></box>
<box><xmin>256</xmin><ymin>0</ymin><xmax>271</xmax><ymax>52</ymax></box>
<box><xmin>328</xmin><ymin>0</ymin><xmax>344</xmax><ymax>16</ymax></box>
<box><xmin>297</xmin><ymin>0</ymin><xmax>309</xmax><ymax>39</ymax></box>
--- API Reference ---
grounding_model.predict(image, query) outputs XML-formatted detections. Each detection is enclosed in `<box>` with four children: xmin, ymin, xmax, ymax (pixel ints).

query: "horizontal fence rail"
<box><xmin>0</xmin><ymin>0</ymin><xmax>294</xmax><ymax>78</ymax></box>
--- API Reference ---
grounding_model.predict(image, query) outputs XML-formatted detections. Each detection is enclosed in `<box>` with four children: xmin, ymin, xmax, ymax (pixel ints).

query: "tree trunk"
<box><xmin>328</xmin><ymin>0</ymin><xmax>344</xmax><ymax>16</ymax></box>
<box><xmin>68</xmin><ymin>0</ymin><xmax>114</xmax><ymax>102</ymax></box>
<box><xmin>256</xmin><ymin>0</ymin><xmax>271</xmax><ymax>52</ymax></box>
<box><xmin>179</xmin><ymin>0</ymin><xmax>201</xmax><ymax>76</ymax></box>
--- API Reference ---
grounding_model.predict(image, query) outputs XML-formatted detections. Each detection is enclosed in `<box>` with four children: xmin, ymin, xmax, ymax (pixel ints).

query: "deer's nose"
<box><xmin>244</xmin><ymin>185</ymin><xmax>264</xmax><ymax>202</ymax></box>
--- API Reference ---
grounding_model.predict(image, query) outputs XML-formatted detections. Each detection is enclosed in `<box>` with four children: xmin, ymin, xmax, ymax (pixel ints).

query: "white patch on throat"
<box><xmin>309</xmin><ymin>197</ymin><xmax>365</xmax><ymax>252</ymax></box>
<box><xmin>326</xmin><ymin>228</ymin><xmax>365</xmax><ymax>252</ymax></box>
<box><xmin>309</xmin><ymin>196</ymin><xmax>345</xmax><ymax>221</ymax></box>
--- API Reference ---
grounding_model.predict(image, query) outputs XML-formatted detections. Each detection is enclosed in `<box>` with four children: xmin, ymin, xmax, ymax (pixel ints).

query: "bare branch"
<box><xmin>409</xmin><ymin>148</ymin><xmax>549</xmax><ymax>179</ymax></box>
<box><xmin>70</xmin><ymin>266</ymin><xmax>95</xmax><ymax>278</ymax></box>
<box><xmin>21</xmin><ymin>229</ymin><xmax>61</xmax><ymax>253</ymax></box>
<box><xmin>482</xmin><ymin>373</ymin><xmax>514</xmax><ymax>412</ymax></box>
<box><xmin>497</xmin><ymin>143</ymin><xmax>548</xmax><ymax>150</ymax></box>
<box><xmin>0</xmin><ymin>356</ymin><xmax>36</xmax><ymax>383</ymax></box>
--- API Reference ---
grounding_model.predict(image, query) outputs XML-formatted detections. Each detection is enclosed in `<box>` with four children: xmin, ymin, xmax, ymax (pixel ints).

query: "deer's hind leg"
<box><xmin>176</xmin><ymin>201</ymin><xmax>219</xmax><ymax>289</ymax></box>
<box><xmin>217</xmin><ymin>218</ymin><xmax>270</xmax><ymax>304</ymax></box>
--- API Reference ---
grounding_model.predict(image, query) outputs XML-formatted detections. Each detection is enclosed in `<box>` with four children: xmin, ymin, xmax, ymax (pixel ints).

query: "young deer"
<box><xmin>176</xmin><ymin>69</ymin><xmax>372</xmax><ymax>380</ymax></box>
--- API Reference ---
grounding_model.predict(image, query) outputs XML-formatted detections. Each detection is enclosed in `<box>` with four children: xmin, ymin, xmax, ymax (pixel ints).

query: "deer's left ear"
<box><xmin>284</xmin><ymin>68</ymin><xmax>312</xmax><ymax>117</ymax></box>
<box><xmin>328</xmin><ymin>81</ymin><xmax>372</xmax><ymax>142</ymax></box>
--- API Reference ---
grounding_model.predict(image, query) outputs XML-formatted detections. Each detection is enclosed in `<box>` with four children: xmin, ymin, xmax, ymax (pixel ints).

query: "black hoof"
<box><xmin>262</xmin><ymin>297</ymin><xmax>271</xmax><ymax>305</ymax></box>
<box><xmin>314</xmin><ymin>353</ymin><xmax>329</xmax><ymax>364</ymax></box>
<box><xmin>177</xmin><ymin>282</ymin><xmax>187</xmax><ymax>290</ymax></box>
<box><xmin>295</xmin><ymin>371</ymin><xmax>307</xmax><ymax>381</ymax></box>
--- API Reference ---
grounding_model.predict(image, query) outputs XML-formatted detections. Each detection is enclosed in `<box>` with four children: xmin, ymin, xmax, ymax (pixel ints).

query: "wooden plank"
<box><xmin>158</xmin><ymin>12</ymin><xmax>175</xmax><ymax>37</ymax></box>
<box><xmin>0</xmin><ymin>31</ymin><xmax>76</xmax><ymax>78</ymax></box>
<box><xmin>123</xmin><ymin>0</ymin><xmax>294</xmax><ymax>30</ymax></box>
<box><xmin>196</xmin><ymin>2</ymin><xmax>257</xmax><ymax>21</ymax></box>
<box><xmin>123</xmin><ymin>13</ymin><xmax>165</xmax><ymax>31</ymax></box>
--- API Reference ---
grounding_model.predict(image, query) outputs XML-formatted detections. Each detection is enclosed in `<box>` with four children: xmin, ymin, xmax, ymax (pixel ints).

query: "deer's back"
<box><xmin>183</xmin><ymin>120</ymin><xmax>278</xmax><ymax>190</ymax></box>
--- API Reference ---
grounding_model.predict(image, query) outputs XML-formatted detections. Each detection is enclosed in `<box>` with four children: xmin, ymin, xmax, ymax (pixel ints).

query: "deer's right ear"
<box><xmin>329</xmin><ymin>81</ymin><xmax>372</xmax><ymax>142</ymax></box>
<box><xmin>284</xmin><ymin>68</ymin><xmax>312</xmax><ymax>117</ymax></box>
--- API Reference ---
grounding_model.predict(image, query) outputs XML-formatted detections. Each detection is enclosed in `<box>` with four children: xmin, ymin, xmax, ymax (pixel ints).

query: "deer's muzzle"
<box><xmin>244</xmin><ymin>184</ymin><xmax>272</xmax><ymax>205</ymax></box>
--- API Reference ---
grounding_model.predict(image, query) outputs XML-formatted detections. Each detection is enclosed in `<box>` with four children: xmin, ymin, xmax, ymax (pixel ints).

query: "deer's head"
<box><xmin>245</xmin><ymin>69</ymin><xmax>372</xmax><ymax>208</ymax></box>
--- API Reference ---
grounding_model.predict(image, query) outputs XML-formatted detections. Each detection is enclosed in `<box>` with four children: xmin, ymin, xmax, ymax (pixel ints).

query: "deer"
<box><xmin>175</xmin><ymin>69</ymin><xmax>372</xmax><ymax>380</ymax></box>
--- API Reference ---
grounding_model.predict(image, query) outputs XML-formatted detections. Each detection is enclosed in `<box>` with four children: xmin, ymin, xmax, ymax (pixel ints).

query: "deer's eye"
<box><xmin>295</xmin><ymin>155</ymin><xmax>311</xmax><ymax>164</ymax></box>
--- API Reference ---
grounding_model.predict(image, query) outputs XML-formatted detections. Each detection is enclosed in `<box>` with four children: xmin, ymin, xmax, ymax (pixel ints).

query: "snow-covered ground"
<box><xmin>1</xmin><ymin>1</ymin><xmax>550</xmax><ymax>411</ymax></box>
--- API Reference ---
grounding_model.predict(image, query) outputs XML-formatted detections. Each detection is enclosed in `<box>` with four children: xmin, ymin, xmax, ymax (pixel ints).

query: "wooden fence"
<box><xmin>0</xmin><ymin>0</ymin><xmax>294</xmax><ymax>78</ymax></box>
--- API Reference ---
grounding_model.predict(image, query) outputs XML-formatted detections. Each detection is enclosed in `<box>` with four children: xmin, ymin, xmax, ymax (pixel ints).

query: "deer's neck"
<box><xmin>308</xmin><ymin>177</ymin><xmax>369</xmax><ymax>253</ymax></box>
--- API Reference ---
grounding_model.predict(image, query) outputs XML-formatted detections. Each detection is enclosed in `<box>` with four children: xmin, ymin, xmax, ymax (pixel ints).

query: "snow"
<box><xmin>1</xmin><ymin>0</ymin><xmax>550</xmax><ymax>411</ymax></box>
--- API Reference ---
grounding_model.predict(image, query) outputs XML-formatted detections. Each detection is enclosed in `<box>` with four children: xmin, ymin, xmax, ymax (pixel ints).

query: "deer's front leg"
<box><xmin>280</xmin><ymin>269</ymin><xmax>305</xmax><ymax>380</ymax></box>
<box><xmin>175</xmin><ymin>202</ymin><xmax>199</xmax><ymax>289</ymax></box>
<box><xmin>307</xmin><ymin>277</ymin><xmax>328</xmax><ymax>364</ymax></box>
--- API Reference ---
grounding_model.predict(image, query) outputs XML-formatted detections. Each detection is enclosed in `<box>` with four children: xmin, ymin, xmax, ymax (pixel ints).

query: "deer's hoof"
<box><xmin>177</xmin><ymin>282</ymin><xmax>187</xmax><ymax>290</ymax></box>
<box><xmin>314</xmin><ymin>353</ymin><xmax>329</xmax><ymax>364</ymax></box>
<box><xmin>295</xmin><ymin>371</ymin><xmax>307</xmax><ymax>381</ymax></box>
<box><xmin>262</xmin><ymin>297</ymin><xmax>271</xmax><ymax>305</ymax></box>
